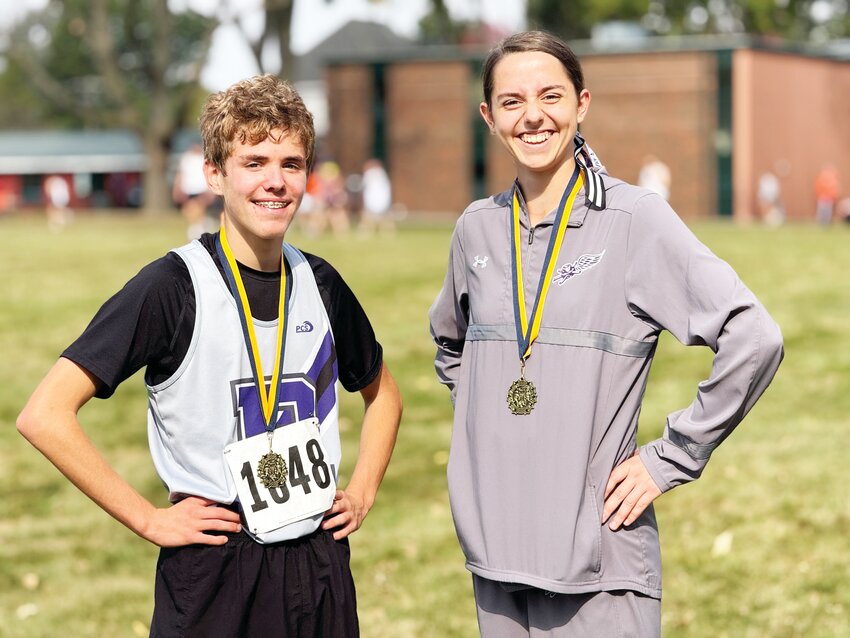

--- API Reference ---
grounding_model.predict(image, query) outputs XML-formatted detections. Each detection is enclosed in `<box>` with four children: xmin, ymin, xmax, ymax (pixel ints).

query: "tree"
<box><xmin>5</xmin><ymin>0</ymin><xmax>219</xmax><ymax>213</ymax></box>
<box><xmin>526</xmin><ymin>0</ymin><xmax>848</xmax><ymax>42</ymax></box>
<box><xmin>232</xmin><ymin>0</ymin><xmax>297</xmax><ymax>80</ymax></box>
<box><xmin>526</xmin><ymin>0</ymin><xmax>646</xmax><ymax>40</ymax></box>
<box><xmin>233</xmin><ymin>0</ymin><xmax>373</xmax><ymax>82</ymax></box>
<box><xmin>419</xmin><ymin>0</ymin><xmax>470</xmax><ymax>44</ymax></box>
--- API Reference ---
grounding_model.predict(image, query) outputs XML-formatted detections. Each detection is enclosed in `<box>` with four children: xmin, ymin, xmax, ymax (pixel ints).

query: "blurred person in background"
<box><xmin>44</xmin><ymin>174</ymin><xmax>73</xmax><ymax>232</ymax></box>
<box><xmin>358</xmin><ymin>158</ymin><xmax>395</xmax><ymax>235</ymax></box>
<box><xmin>814</xmin><ymin>164</ymin><xmax>841</xmax><ymax>225</ymax></box>
<box><xmin>173</xmin><ymin>143</ymin><xmax>218</xmax><ymax>239</ymax></box>
<box><xmin>317</xmin><ymin>160</ymin><xmax>350</xmax><ymax>236</ymax></box>
<box><xmin>756</xmin><ymin>168</ymin><xmax>785</xmax><ymax>227</ymax></box>
<box><xmin>836</xmin><ymin>195</ymin><xmax>850</xmax><ymax>225</ymax></box>
<box><xmin>295</xmin><ymin>166</ymin><xmax>325</xmax><ymax>237</ymax></box>
<box><xmin>18</xmin><ymin>74</ymin><xmax>401</xmax><ymax>637</ymax></box>
<box><xmin>0</xmin><ymin>180</ymin><xmax>17</xmax><ymax>213</ymax></box>
<box><xmin>637</xmin><ymin>154</ymin><xmax>671</xmax><ymax>201</ymax></box>
<box><xmin>429</xmin><ymin>30</ymin><xmax>783</xmax><ymax>637</ymax></box>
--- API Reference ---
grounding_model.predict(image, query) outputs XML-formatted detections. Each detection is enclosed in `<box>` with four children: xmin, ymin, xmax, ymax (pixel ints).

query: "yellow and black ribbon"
<box><xmin>216</xmin><ymin>225</ymin><xmax>290</xmax><ymax>432</ymax></box>
<box><xmin>510</xmin><ymin>165</ymin><xmax>584</xmax><ymax>363</ymax></box>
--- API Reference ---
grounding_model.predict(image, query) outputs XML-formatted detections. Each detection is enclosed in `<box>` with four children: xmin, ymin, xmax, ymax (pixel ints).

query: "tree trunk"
<box><xmin>276</xmin><ymin>3</ymin><xmax>296</xmax><ymax>82</ymax></box>
<box><xmin>238</xmin><ymin>0</ymin><xmax>296</xmax><ymax>77</ymax></box>
<box><xmin>141</xmin><ymin>135</ymin><xmax>174</xmax><ymax>214</ymax></box>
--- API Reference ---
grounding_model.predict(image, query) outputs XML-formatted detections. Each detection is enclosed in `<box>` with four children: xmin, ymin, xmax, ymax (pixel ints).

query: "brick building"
<box><xmin>325</xmin><ymin>37</ymin><xmax>850</xmax><ymax>222</ymax></box>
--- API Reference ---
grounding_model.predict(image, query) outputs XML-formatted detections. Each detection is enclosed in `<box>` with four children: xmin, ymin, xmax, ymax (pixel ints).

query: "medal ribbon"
<box><xmin>215</xmin><ymin>225</ymin><xmax>290</xmax><ymax>431</ymax></box>
<box><xmin>573</xmin><ymin>132</ymin><xmax>606</xmax><ymax>210</ymax></box>
<box><xmin>510</xmin><ymin>165</ymin><xmax>583</xmax><ymax>362</ymax></box>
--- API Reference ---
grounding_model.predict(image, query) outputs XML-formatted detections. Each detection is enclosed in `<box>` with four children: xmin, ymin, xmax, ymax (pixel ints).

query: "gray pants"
<box><xmin>473</xmin><ymin>575</ymin><xmax>660</xmax><ymax>638</ymax></box>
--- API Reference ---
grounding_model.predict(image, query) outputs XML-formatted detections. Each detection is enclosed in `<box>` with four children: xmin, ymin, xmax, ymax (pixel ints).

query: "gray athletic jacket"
<box><xmin>428</xmin><ymin>177</ymin><xmax>783</xmax><ymax>598</ymax></box>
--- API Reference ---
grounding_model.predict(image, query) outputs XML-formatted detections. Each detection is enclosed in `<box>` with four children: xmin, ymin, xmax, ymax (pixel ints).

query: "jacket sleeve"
<box><xmin>624</xmin><ymin>194</ymin><xmax>784</xmax><ymax>492</ymax></box>
<box><xmin>428</xmin><ymin>216</ymin><xmax>469</xmax><ymax>405</ymax></box>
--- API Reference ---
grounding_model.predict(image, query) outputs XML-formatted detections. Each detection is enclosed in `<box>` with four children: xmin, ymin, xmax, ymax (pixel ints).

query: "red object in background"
<box><xmin>0</xmin><ymin>175</ymin><xmax>21</xmax><ymax>212</ymax></box>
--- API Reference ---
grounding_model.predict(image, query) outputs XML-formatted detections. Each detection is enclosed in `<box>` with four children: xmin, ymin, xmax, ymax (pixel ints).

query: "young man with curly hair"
<box><xmin>18</xmin><ymin>75</ymin><xmax>402</xmax><ymax>637</ymax></box>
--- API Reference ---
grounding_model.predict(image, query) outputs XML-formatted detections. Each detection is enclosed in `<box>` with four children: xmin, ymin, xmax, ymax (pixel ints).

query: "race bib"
<box><xmin>224</xmin><ymin>418</ymin><xmax>336</xmax><ymax>535</ymax></box>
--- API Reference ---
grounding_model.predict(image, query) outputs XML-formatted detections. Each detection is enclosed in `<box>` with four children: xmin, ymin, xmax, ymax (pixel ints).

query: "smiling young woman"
<box><xmin>429</xmin><ymin>31</ymin><xmax>784</xmax><ymax>637</ymax></box>
<box><xmin>479</xmin><ymin>49</ymin><xmax>590</xmax><ymax>224</ymax></box>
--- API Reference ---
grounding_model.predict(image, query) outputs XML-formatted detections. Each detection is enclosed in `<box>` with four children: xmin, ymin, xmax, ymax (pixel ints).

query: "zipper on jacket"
<box><xmin>528</xmin><ymin>226</ymin><xmax>535</xmax><ymax>245</ymax></box>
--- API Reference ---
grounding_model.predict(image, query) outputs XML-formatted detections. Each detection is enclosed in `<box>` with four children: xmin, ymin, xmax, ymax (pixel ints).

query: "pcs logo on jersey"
<box><xmin>295</xmin><ymin>320</ymin><xmax>314</xmax><ymax>333</ymax></box>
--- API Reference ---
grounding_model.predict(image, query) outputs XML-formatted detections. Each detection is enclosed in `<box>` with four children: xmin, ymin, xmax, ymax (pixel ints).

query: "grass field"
<box><xmin>1</xmin><ymin>212</ymin><xmax>848</xmax><ymax>638</ymax></box>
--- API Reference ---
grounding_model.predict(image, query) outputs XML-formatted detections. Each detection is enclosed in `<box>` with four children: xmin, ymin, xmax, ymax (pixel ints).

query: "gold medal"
<box><xmin>218</xmin><ymin>226</ymin><xmax>293</xmax><ymax>488</ymax></box>
<box><xmin>507</xmin><ymin>376</ymin><xmax>537</xmax><ymax>415</ymax></box>
<box><xmin>257</xmin><ymin>431</ymin><xmax>288</xmax><ymax>488</ymax></box>
<box><xmin>257</xmin><ymin>451</ymin><xmax>288</xmax><ymax>489</ymax></box>
<box><xmin>508</xmin><ymin>168</ymin><xmax>583</xmax><ymax>417</ymax></box>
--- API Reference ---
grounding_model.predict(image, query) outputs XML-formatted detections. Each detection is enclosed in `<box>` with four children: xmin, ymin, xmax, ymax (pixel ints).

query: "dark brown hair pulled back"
<box><xmin>481</xmin><ymin>30</ymin><xmax>585</xmax><ymax>108</ymax></box>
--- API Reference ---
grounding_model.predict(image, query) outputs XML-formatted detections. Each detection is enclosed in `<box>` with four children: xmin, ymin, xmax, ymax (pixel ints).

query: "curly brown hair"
<box><xmin>200</xmin><ymin>74</ymin><xmax>316</xmax><ymax>173</ymax></box>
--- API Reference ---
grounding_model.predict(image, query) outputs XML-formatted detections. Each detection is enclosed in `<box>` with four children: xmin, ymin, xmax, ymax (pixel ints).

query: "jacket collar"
<box><xmin>494</xmin><ymin>133</ymin><xmax>608</xmax><ymax>229</ymax></box>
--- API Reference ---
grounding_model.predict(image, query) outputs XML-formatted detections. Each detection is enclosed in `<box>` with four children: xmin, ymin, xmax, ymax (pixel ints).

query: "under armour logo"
<box><xmin>295</xmin><ymin>321</ymin><xmax>314</xmax><ymax>333</ymax></box>
<box><xmin>472</xmin><ymin>255</ymin><xmax>489</xmax><ymax>269</ymax></box>
<box><xmin>553</xmin><ymin>251</ymin><xmax>605</xmax><ymax>286</ymax></box>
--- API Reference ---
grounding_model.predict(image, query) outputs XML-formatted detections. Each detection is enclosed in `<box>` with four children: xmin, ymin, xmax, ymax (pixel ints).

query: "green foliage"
<box><xmin>0</xmin><ymin>0</ymin><xmax>220</xmax><ymax>210</ymax></box>
<box><xmin>418</xmin><ymin>0</ymin><xmax>470</xmax><ymax>44</ymax></box>
<box><xmin>526</xmin><ymin>0</ymin><xmax>849</xmax><ymax>42</ymax></box>
<box><xmin>0</xmin><ymin>0</ymin><xmax>215</xmax><ymax>130</ymax></box>
<box><xmin>527</xmin><ymin>0</ymin><xmax>647</xmax><ymax>39</ymax></box>
<box><xmin>0</xmin><ymin>58</ymin><xmax>71</xmax><ymax>129</ymax></box>
<box><xmin>1</xmin><ymin>213</ymin><xmax>849</xmax><ymax>637</ymax></box>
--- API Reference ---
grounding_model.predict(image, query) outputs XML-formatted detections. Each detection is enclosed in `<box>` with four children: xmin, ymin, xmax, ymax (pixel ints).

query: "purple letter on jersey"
<box><xmin>307</xmin><ymin>331</ymin><xmax>338</xmax><ymax>424</ymax></box>
<box><xmin>232</xmin><ymin>330</ymin><xmax>338</xmax><ymax>439</ymax></box>
<box><xmin>234</xmin><ymin>376</ymin><xmax>316</xmax><ymax>439</ymax></box>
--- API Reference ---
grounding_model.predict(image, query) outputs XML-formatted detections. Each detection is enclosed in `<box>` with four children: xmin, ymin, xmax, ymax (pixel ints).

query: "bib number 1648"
<box><xmin>239</xmin><ymin>438</ymin><xmax>334</xmax><ymax>512</ymax></box>
<box><xmin>224</xmin><ymin>418</ymin><xmax>337</xmax><ymax>534</ymax></box>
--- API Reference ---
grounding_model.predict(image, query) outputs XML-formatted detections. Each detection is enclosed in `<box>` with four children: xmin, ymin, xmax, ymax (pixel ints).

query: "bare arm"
<box><xmin>322</xmin><ymin>361</ymin><xmax>402</xmax><ymax>540</ymax></box>
<box><xmin>16</xmin><ymin>358</ymin><xmax>241</xmax><ymax>547</ymax></box>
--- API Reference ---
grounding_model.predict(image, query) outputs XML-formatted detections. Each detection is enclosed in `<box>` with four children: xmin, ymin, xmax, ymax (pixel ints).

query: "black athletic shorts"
<box><xmin>150</xmin><ymin>527</ymin><xmax>358</xmax><ymax>637</ymax></box>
